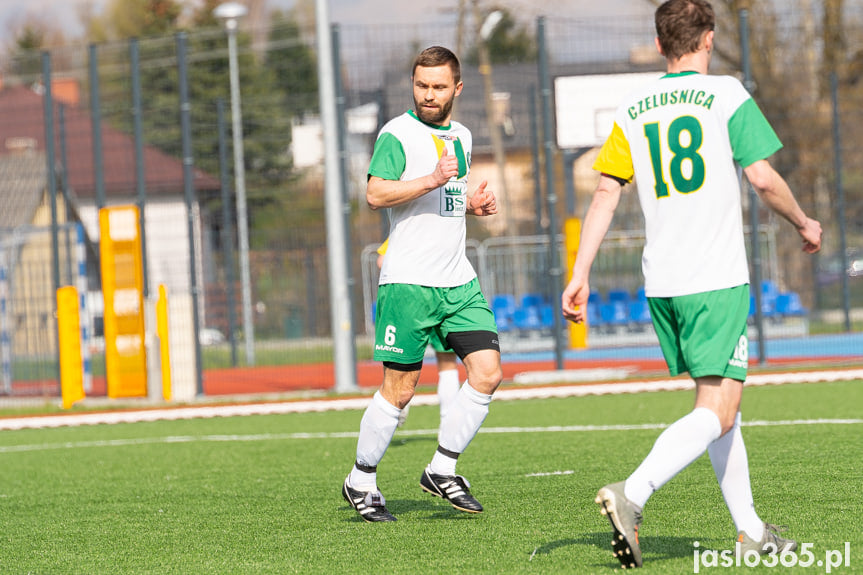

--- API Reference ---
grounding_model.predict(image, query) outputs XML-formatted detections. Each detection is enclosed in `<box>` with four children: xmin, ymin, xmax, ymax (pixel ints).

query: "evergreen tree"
<box><xmin>266</xmin><ymin>11</ymin><xmax>318</xmax><ymax>116</ymax></box>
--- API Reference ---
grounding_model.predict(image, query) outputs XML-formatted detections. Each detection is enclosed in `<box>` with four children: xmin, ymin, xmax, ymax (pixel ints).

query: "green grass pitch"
<box><xmin>0</xmin><ymin>379</ymin><xmax>860</xmax><ymax>573</ymax></box>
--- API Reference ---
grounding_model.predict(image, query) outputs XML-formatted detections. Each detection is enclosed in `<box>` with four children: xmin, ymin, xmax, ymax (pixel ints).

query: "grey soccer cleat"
<box><xmin>736</xmin><ymin>522</ymin><xmax>797</xmax><ymax>557</ymax></box>
<box><xmin>420</xmin><ymin>467</ymin><xmax>483</xmax><ymax>513</ymax></box>
<box><xmin>596</xmin><ymin>481</ymin><xmax>643</xmax><ymax>569</ymax></box>
<box><xmin>342</xmin><ymin>477</ymin><xmax>397</xmax><ymax>522</ymax></box>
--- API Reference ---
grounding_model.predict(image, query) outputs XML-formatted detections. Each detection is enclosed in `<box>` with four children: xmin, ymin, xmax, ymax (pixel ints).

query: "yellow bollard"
<box><xmin>57</xmin><ymin>286</ymin><xmax>85</xmax><ymax>409</ymax></box>
<box><xmin>156</xmin><ymin>284</ymin><xmax>172</xmax><ymax>401</ymax></box>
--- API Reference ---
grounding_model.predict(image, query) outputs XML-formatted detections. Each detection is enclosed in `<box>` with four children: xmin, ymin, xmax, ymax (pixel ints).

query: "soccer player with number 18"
<box><xmin>561</xmin><ymin>0</ymin><xmax>823</xmax><ymax>568</ymax></box>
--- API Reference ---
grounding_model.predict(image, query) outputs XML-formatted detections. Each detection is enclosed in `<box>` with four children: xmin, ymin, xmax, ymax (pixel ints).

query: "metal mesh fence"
<box><xmin>0</xmin><ymin>4</ymin><xmax>860</xmax><ymax>405</ymax></box>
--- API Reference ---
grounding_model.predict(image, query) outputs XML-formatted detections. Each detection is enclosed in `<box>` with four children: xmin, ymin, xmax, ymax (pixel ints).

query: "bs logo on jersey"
<box><xmin>433</xmin><ymin>134</ymin><xmax>469</xmax><ymax>217</ymax></box>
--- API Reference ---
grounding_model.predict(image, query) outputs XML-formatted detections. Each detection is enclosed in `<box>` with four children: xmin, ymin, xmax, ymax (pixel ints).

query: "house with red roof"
<box><xmin>0</xmin><ymin>83</ymin><xmax>220</xmax><ymax>366</ymax></box>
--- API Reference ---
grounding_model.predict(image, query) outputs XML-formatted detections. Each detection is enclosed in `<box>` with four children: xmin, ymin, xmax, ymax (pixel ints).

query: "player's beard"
<box><xmin>414</xmin><ymin>94</ymin><xmax>454</xmax><ymax>125</ymax></box>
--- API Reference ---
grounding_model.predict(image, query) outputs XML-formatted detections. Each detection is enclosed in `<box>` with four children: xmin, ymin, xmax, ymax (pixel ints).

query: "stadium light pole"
<box><xmin>215</xmin><ymin>1</ymin><xmax>255</xmax><ymax>366</ymax></box>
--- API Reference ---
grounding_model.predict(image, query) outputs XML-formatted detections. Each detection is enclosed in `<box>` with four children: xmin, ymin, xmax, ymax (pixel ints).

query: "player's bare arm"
<box><xmin>467</xmin><ymin>180</ymin><xmax>497</xmax><ymax>216</ymax></box>
<box><xmin>744</xmin><ymin>159</ymin><xmax>823</xmax><ymax>253</ymax></box>
<box><xmin>366</xmin><ymin>148</ymin><xmax>459</xmax><ymax>210</ymax></box>
<box><xmin>561</xmin><ymin>174</ymin><xmax>623</xmax><ymax>323</ymax></box>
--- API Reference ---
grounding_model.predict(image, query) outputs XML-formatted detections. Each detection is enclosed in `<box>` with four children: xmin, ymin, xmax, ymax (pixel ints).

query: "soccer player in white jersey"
<box><xmin>561</xmin><ymin>0</ymin><xmax>822</xmax><ymax>568</ymax></box>
<box><xmin>342</xmin><ymin>46</ymin><xmax>502</xmax><ymax>522</ymax></box>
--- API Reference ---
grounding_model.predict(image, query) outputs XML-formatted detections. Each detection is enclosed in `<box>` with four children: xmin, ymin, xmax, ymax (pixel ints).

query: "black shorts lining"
<box><xmin>383</xmin><ymin>360</ymin><xmax>424</xmax><ymax>372</ymax></box>
<box><xmin>445</xmin><ymin>330</ymin><xmax>500</xmax><ymax>360</ymax></box>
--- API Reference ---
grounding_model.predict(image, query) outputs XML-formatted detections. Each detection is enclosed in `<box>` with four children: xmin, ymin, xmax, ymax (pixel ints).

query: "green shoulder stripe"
<box><xmin>728</xmin><ymin>98</ymin><xmax>782</xmax><ymax>168</ymax></box>
<box><xmin>368</xmin><ymin>132</ymin><xmax>406</xmax><ymax>180</ymax></box>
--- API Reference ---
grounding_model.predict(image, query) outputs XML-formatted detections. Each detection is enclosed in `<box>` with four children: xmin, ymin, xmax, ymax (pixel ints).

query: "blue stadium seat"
<box><xmin>513</xmin><ymin>307</ymin><xmax>542</xmax><ymax>330</ymax></box>
<box><xmin>496</xmin><ymin>316</ymin><xmax>513</xmax><ymax>332</ymax></box>
<box><xmin>600</xmin><ymin>301</ymin><xmax>628</xmax><ymax>327</ymax></box>
<box><xmin>539</xmin><ymin>304</ymin><xmax>555</xmax><ymax>329</ymax></box>
<box><xmin>761</xmin><ymin>280</ymin><xmax>780</xmax><ymax>300</ymax></box>
<box><xmin>492</xmin><ymin>294</ymin><xmax>516</xmax><ymax>332</ymax></box>
<box><xmin>587</xmin><ymin>302</ymin><xmax>602</xmax><ymax>327</ymax></box>
<box><xmin>775</xmin><ymin>292</ymin><xmax>807</xmax><ymax>316</ymax></box>
<box><xmin>760</xmin><ymin>280</ymin><xmax>779</xmax><ymax>317</ymax></box>
<box><xmin>492</xmin><ymin>294</ymin><xmax>516</xmax><ymax>317</ymax></box>
<box><xmin>749</xmin><ymin>295</ymin><xmax>778</xmax><ymax>318</ymax></box>
<box><xmin>635</xmin><ymin>287</ymin><xmax>647</xmax><ymax>302</ymax></box>
<box><xmin>520</xmin><ymin>292</ymin><xmax>546</xmax><ymax>310</ymax></box>
<box><xmin>629</xmin><ymin>300</ymin><xmax>651</xmax><ymax>324</ymax></box>
<box><xmin>607</xmin><ymin>289</ymin><xmax>632</xmax><ymax>305</ymax></box>
<box><xmin>515</xmin><ymin>293</ymin><xmax>552</xmax><ymax>332</ymax></box>
<box><xmin>586</xmin><ymin>291</ymin><xmax>603</xmax><ymax>328</ymax></box>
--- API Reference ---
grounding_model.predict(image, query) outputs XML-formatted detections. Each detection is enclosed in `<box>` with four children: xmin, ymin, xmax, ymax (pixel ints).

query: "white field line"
<box><xmin>0</xmin><ymin>367</ymin><xmax>861</xmax><ymax>432</ymax></box>
<box><xmin>0</xmin><ymin>419</ymin><xmax>860</xmax><ymax>454</ymax></box>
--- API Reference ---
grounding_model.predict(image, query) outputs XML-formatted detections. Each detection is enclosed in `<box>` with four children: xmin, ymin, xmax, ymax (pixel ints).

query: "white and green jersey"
<box><xmin>593</xmin><ymin>72</ymin><xmax>782</xmax><ymax>297</ymax></box>
<box><xmin>369</xmin><ymin>110</ymin><xmax>475</xmax><ymax>287</ymax></box>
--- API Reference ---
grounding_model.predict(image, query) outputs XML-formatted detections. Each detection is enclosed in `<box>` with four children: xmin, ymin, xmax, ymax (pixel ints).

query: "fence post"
<box><xmin>217</xmin><ymin>99</ymin><xmax>239</xmax><ymax>366</ymax></box>
<box><xmin>59</xmin><ymin>104</ymin><xmax>73</xmax><ymax>282</ymax></box>
<box><xmin>176</xmin><ymin>32</ymin><xmax>204</xmax><ymax>396</ymax></box>
<box><xmin>332</xmin><ymin>24</ymin><xmax>358</xmax><ymax>345</ymax></box>
<box><xmin>75</xmin><ymin>224</ymin><xmax>93</xmax><ymax>393</ymax></box>
<box><xmin>89</xmin><ymin>44</ymin><xmax>106</xmax><ymax>211</ymax></box>
<box><xmin>0</xmin><ymin>252</ymin><xmax>10</xmax><ymax>395</ymax></box>
<box><xmin>830</xmin><ymin>71</ymin><xmax>852</xmax><ymax>332</ymax></box>
<box><xmin>316</xmin><ymin>0</ymin><xmax>357</xmax><ymax>392</ymax></box>
<box><xmin>528</xmin><ymin>86</ymin><xmax>543</xmax><ymax>236</ymax></box>
<box><xmin>130</xmin><ymin>37</ymin><xmax>150</xmax><ymax>299</ymax></box>
<box><xmin>537</xmin><ymin>16</ymin><xmax>565</xmax><ymax>371</ymax></box>
<box><xmin>739</xmin><ymin>9</ymin><xmax>767</xmax><ymax>365</ymax></box>
<box><xmin>42</xmin><ymin>51</ymin><xmax>63</xmax><ymax>390</ymax></box>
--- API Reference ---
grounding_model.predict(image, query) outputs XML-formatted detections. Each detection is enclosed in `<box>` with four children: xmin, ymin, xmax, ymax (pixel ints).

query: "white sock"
<box><xmin>708</xmin><ymin>412</ymin><xmax>764</xmax><ymax>541</ymax></box>
<box><xmin>437</xmin><ymin>370</ymin><xmax>461</xmax><ymax>422</ymax></box>
<box><xmin>429</xmin><ymin>383</ymin><xmax>492</xmax><ymax>476</ymax></box>
<box><xmin>349</xmin><ymin>391</ymin><xmax>401</xmax><ymax>491</ymax></box>
<box><xmin>625</xmin><ymin>407</ymin><xmax>722</xmax><ymax>508</ymax></box>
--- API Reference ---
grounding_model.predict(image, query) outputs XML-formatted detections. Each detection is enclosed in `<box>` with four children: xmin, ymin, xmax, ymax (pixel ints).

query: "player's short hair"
<box><xmin>412</xmin><ymin>46</ymin><xmax>461</xmax><ymax>85</ymax></box>
<box><xmin>655</xmin><ymin>0</ymin><xmax>715</xmax><ymax>61</ymax></box>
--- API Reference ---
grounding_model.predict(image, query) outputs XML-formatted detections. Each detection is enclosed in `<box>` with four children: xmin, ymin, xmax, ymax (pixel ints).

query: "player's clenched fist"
<box><xmin>430</xmin><ymin>148</ymin><xmax>459</xmax><ymax>187</ymax></box>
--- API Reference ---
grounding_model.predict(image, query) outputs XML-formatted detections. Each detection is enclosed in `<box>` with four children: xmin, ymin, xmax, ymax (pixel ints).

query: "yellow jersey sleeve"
<box><xmin>376</xmin><ymin>238</ymin><xmax>389</xmax><ymax>256</ymax></box>
<box><xmin>592</xmin><ymin>122</ymin><xmax>634</xmax><ymax>183</ymax></box>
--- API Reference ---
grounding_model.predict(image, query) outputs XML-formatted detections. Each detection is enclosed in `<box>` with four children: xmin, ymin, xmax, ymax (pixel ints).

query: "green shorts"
<box><xmin>648</xmin><ymin>284</ymin><xmax>750</xmax><ymax>381</ymax></box>
<box><xmin>428</xmin><ymin>329</ymin><xmax>450</xmax><ymax>353</ymax></box>
<box><xmin>374</xmin><ymin>278</ymin><xmax>498</xmax><ymax>364</ymax></box>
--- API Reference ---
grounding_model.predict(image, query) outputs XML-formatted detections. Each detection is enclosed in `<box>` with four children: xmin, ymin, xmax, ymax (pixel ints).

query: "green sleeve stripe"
<box><xmin>454</xmin><ymin>138</ymin><xmax>468</xmax><ymax>179</ymax></box>
<box><xmin>368</xmin><ymin>132</ymin><xmax>406</xmax><ymax>180</ymax></box>
<box><xmin>728</xmin><ymin>98</ymin><xmax>782</xmax><ymax>167</ymax></box>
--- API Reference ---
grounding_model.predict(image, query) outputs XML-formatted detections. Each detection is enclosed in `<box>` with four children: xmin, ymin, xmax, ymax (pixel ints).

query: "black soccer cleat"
<box><xmin>420</xmin><ymin>467</ymin><xmax>483</xmax><ymax>513</ymax></box>
<box><xmin>342</xmin><ymin>477</ymin><xmax>397</xmax><ymax>522</ymax></box>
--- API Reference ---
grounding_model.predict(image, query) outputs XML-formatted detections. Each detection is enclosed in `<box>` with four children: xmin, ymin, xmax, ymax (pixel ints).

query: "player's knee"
<box><xmin>469</xmin><ymin>365</ymin><xmax>502</xmax><ymax>395</ymax></box>
<box><xmin>380</xmin><ymin>381</ymin><xmax>415</xmax><ymax>409</ymax></box>
<box><xmin>395</xmin><ymin>386</ymin><xmax>415</xmax><ymax>409</ymax></box>
<box><xmin>718</xmin><ymin>410</ymin><xmax>737</xmax><ymax>435</ymax></box>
